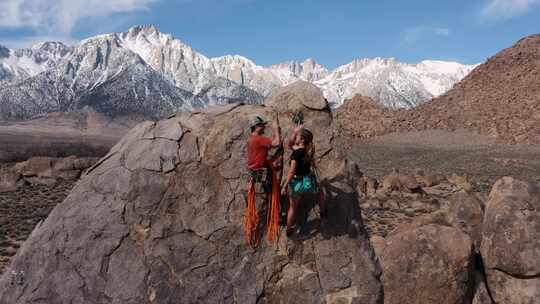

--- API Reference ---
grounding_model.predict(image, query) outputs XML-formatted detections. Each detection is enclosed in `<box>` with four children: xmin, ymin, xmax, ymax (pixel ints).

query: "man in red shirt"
<box><xmin>244</xmin><ymin>114</ymin><xmax>282</xmax><ymax>247</ymax></box>
<box><xmin>247</xmin><ymin>114</ymin><xmax>281</xmax><ymax>192</ymax></box>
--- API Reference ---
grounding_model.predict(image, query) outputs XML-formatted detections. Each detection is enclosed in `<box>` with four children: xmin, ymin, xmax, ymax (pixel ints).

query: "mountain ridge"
<box><xmin>0</xmin><ymin>24</ymin><xmax>477</xmax><ymax>120</ymax></box>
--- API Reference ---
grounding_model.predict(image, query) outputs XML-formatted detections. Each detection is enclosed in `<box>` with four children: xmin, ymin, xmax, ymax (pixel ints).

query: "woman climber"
<box><xmin>282</xmin><ymin>125</ymin><xmax>325</xmax><ymax>238</ymax></box>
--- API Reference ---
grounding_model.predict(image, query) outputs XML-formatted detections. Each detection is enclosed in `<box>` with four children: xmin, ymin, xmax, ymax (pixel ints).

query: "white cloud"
<box><xmin>402</xmin><ymin>26</ymin><xmax>451</xmax><ymax>45</ymax></box>
<box><xmin>482</xmin><ymin>0</ymin><xmax>540</xmax><ymax>20</ymax></box>
<box><xmin>0</xmin><ymin>0</ymin><xmax>156</xmax><ymax>34</ymax></box>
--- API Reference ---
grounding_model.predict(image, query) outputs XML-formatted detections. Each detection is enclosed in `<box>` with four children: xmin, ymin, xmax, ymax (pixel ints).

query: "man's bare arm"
<box><xmin>271</xmin><ymin>113</ymin><xmax>281</xmax><ymax>147</ymax></box>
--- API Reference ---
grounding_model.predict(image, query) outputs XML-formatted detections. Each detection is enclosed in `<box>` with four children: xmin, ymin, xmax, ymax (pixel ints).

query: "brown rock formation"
<box><xmin>0</xmin><ymin>82</ymin><xmax>382</xmax><ymax>304</ymax></box>
<box><xmin>381</xmin><ymin>224</ymin><xmax>475</xmax><ymax>304</ymax></box>
<box><xmin>446</xmin><ymin>191</ymin><xmax>484</xmax><ymax>251</ymax></box>
<box><xmin>334</xmin><ymin>94</ymin><xmax>397</xmax><ymax>138</ymax></box>
<box><xmin>481</xmin><ymin>177</ymin><xmax>540</xmax><ymax>303</ymax></box>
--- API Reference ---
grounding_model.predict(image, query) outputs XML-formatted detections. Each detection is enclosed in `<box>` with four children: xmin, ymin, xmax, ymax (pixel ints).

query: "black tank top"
<box><xmin>290</xmin><ymin>148</ymin><xmax>311</xmax><ymax>176</ymax></box>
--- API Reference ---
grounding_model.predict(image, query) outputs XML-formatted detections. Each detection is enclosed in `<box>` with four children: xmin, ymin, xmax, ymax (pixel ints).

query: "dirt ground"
<box><xmin>0</xmin><ymin>181</ymin><xmax>76</xmax><ymax>275</ymax></box>
<box><xmin>341</xmin><ymin>130</ymin><xmax>540</xmax><ymax>189</ymax></box>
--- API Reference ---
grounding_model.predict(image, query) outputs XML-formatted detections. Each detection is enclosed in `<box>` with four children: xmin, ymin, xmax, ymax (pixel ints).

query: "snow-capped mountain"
<box><xmin>315</xmin><ymin>58</ymin><xmax>477</xmax><ymax>108</ymax></box>
<box><xmin>0</xmin><ymin>26</ymin><xmax>263</xmax><ymax>120</ymax></box>
<box><xmin>0</xmin><ymin>42</ymin><xmax>72</xmax><ymax>84</ymax></box>
<box><xmin>269</xmin><ymin>58</ymin><xmax>329</xmax><ymax>83</ymax></box>
<box><xmin>111</xmin><ymin>25</ymin><xmax>477</xmax><ymax>108</ymax></box>
<box><xmin>0</xmin><ymin>25</ymin><xmax>477</xmax><ymax>120</ymax></box>
<box><xmin>0</xmin><ymin>33</ymin><xmax>203</xmax><ymax>120</ymax></box>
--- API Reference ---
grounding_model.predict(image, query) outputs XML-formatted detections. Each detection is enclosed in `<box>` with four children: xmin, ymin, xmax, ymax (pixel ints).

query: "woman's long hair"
<box><xmin>300</xmin><ymin>128</ymin><xmax>315</xmax><ymax>166</ymax></box>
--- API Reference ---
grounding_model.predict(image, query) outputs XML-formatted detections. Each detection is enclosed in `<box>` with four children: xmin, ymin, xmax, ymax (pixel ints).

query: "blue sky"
<box><xmin>0</xmin><ymin>0</ymin><xmax>539</xmax><ymax>68</ymax></box>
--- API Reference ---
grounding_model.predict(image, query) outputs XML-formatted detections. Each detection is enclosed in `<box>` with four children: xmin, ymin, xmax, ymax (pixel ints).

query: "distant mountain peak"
<box><xmin>0</xmin><ymin>45</ymin><xmax>9</xmax><ymax>58</ymax></box>
<box><xmin>31</xmin><ymin>41</ymin><xmax>68</xmax><ymax>50</ymax></box>
<box><xmin>128</xmin><ymin>24</ymin><xmax>159</xmax><ymax>35</ymax></box>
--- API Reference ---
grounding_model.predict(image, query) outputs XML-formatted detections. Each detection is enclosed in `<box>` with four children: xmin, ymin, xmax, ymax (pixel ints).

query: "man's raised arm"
<box><xmin>271</xmin><ymin>113</ymin><xmax>281</xmax><ymax>147</ymax></box>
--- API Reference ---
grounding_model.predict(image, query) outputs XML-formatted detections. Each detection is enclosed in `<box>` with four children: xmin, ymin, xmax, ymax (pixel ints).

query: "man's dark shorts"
<box><xmin>249</xmin><ymin>167</ymin><xmax>273</xmax><ymax>194</ymax></box>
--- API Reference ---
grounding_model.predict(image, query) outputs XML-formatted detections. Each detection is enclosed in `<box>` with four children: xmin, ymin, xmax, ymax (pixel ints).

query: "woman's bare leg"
<box><xmin>286</xmin><ymin>195</ymin><xmax>300</xmax><ymax>232</ymax></box>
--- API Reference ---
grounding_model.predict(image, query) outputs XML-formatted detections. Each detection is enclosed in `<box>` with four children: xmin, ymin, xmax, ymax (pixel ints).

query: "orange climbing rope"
<box><xmin>266</xmin><ymin>165</ymin><xmax>281</xmax><ymax>245</ymax></box>
<box><xmin>244</xmin><ymin>165</ymin><xmax>281</xmax><ymax>248</ymax></box>
<box><xmin>244</xmin><ymin>178</ymin><xmax>260</xmax><ymax>248</ymax></box>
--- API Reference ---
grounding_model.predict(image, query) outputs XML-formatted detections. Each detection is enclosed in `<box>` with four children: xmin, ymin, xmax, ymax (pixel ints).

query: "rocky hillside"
<box><xmin>0</xmin><ymin>25</ymin><xmax>474</xmax><ymax>121</ymax></box>
<box><xmin>395</xmin><ymin>33</ymin><xmax>540</xmax><ymax>144</ymax></box>
<box><xmin>337</xmin><ymin>33</ymin><xmax>540</xmax><ymax>144</ymax></box>
<box><xmin>335</xmin><ymin>94</ymin><xmax>400</xmax><ymax>138</ymax></box>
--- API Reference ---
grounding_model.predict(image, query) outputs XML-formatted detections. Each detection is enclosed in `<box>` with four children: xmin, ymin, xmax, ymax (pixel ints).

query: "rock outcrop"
<box><xmin>481</xmin><ymin>177</ymin><xmax>540</xmax><ymax>304</ymax></box>
<box><xmin>0</xmin><ymin>156</ymin><xmax>98</xmax><ymax>191</ymax></box>
<box><xmin>380</xmin><ymin>224</ymin><xmax>475</xmax><ymax>304</ymax></box>
<box><xmin>0</xmin><ymin>166</ymin><xmax>21</xmax><ymax>192</ymax></box>
<box><xmin>0</xmin><ymin>82</ymin><xmax>382</xmax><ymax>304</ymax></box>
<box><xmin>446</xmin><ymin>191</ymin><xmax>484</xmax><ymax>251</ymax></box>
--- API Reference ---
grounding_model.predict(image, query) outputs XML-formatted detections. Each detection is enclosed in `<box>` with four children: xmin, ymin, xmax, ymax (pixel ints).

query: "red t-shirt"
<box><xmin>247</xmin><ymin>134</ymin><xmax>273</xmax><ymax>170</ymax></box>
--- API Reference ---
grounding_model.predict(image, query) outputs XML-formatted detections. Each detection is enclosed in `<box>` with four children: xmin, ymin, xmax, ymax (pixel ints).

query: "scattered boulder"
<box><xmin>481</xmin><ymin>177</ymin><xmax>540</xmax><ymax>304</ymax></box>
<box><xmin>0</xmin><ymin>156</ymin><xmax>99</xmax><ymax>189</ymax></box>
<box><xmin>0</xmin><ymin>83</ymin><xmax>382</xmax><ymax>304</ymax></box>
<box><xmin>414</xmin><ymin>169</ymin><xmax>445</xmax><ymax>187</ymax></box>
<box><xmin>381</xmin><ymin>224</ymin><xmax>475</xmax><ymax>304</ymax></box>
<box><xmin>387</xmin><ymin>211</ymin><xmax>449</xmax><ymax>236</ymax></box>
<box><xmin>380</xmin><ymin>171</ymin><xmax>401</xmax><ymax>193</ymax></box>
<box><xmin>379</xmin><ymin>169</ymin><xmax>422</xmax><ymax>194</ymax></box>
<box><xmin>448</xmin><ymin>173</ymin><xmax>473</xmax><ymax>192</ymax></box>
<box><xmin>0</xmin><ymin>167</ymin><xmax>22</xmax><ymax>192</ymax></box>
<box><xmin>19</xmin><ymin>157</ymin><xmax>54</xmax><ymax>178</ymax></box>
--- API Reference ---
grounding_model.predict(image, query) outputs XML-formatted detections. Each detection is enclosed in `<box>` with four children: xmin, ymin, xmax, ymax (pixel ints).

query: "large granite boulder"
<box><xmin>481</xmin><ymin>177</ymin><xmax>540</xmax><ymax>304</ymax></box>
<box><xmin>380</xmin><ymin>224</ymin><xmax>475</xmax><ymax>304</ymax></box>
<box><xmin>0</xmin><ymin>82</ymin><xmax>382</xmax><ymax>304</ymax></box>
<box><xmin>446</xmin><ymin>191</ymin><xmax>484</xmax><ymax>251</ymax></box>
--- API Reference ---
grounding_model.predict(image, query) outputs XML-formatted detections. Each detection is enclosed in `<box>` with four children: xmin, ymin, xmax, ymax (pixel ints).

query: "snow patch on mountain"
<box><xmin>0</xmin><ymin>42</ymin><xmax>72</xmax><ymax>84</ymax></box>
<box><xmin>315</xmin><ymin>58</ymin><xmax>477</xmax><ymax>108</ymax></box>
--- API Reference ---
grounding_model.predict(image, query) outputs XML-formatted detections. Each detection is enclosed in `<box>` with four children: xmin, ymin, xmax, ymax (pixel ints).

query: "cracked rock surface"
<box><xmin>0</xmin><ymin>82</ymin><xmax>382</xmax><ymax>304</ymax></box>
<box><xmin>481</xmin><ymin>177</ymin><xmax>540</xmax><ymax>304</ymax></box>
<box><xmin>380</xmin><ymin>224</ymin><xmax>475</xmax><ymax>304</ymax></box>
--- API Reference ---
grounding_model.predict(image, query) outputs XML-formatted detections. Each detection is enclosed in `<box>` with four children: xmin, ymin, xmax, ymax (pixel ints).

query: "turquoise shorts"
<box><xmin>289</xmin><ymin>173</ymin><xmax>317</xmax><ymax>197</ymax></box>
